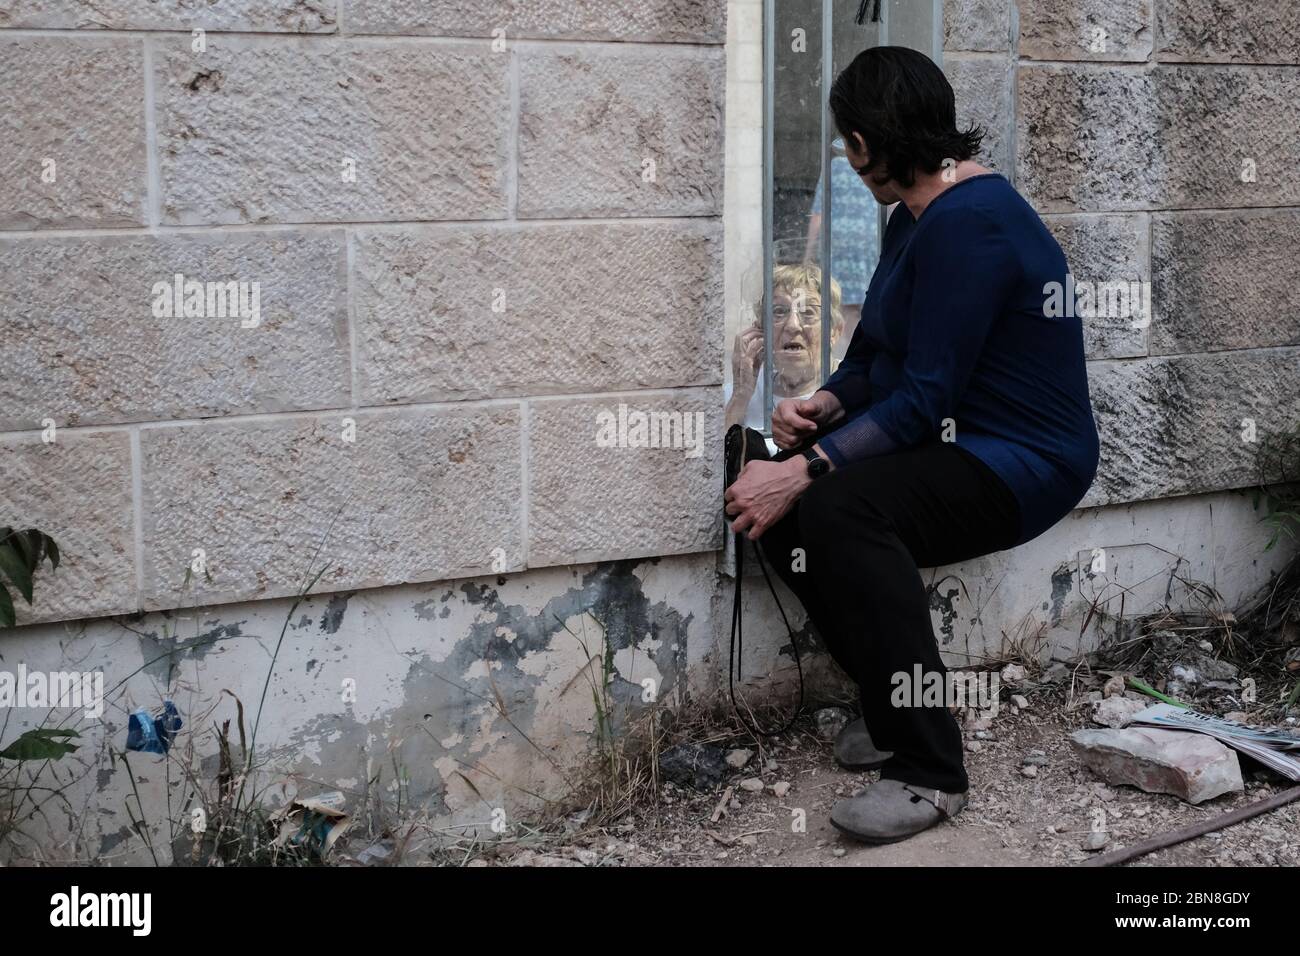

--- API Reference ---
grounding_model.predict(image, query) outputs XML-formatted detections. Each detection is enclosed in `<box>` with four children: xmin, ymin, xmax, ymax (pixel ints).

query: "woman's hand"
<box><xmin>772</xmin><ymin>390</ymin><xmax>843</xmax><ymax>450</ymax></box>
<box><xmin>724</xmin><ymin>457</ymin><xmax>811</xmax><ymax>540</ymax></box>
<box><xmin>730</xmin><ymin>327</ymin><xmax>764</xmax><ymax>396</ymax></box>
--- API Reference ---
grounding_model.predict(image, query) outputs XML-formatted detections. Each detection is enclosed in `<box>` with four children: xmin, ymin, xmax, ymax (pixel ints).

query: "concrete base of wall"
<box><xmin>1</xmin><ymin>489</ymin><xmax>1291</xmax><ymax>864</ymax></box>
<box><xmin>720</xmin><ymin>488</ymin><xmax>1296</xmax><ymax>696</ymax></box>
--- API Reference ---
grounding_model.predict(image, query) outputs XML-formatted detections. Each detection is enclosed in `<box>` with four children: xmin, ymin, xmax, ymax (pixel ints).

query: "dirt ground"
<box><xmin>476</xmin><ymin>684</ymin><xmax>1300</xmax><ymax>868</ymax></box>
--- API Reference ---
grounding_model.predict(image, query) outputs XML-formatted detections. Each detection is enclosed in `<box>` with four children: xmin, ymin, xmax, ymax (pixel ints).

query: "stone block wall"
<box><xmin>0</xmin><ymin>0</ymin><xmax>728</xmax><ymax>624</ymax></box>
<box><xmin>2</xmin><ymin>0</ymin><xmax>1298</xmax><ymax>864</ymax></box>
<box><xmin>944</xmin><ymin>0</ymin><xmax>1300</xmax><ymax>515</ymax></box>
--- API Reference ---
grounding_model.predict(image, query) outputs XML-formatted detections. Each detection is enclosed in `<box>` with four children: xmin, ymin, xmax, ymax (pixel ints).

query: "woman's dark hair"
<box><xmin>828</xmin><ymin>46</ymin><xmax>984</xmax><ymax>189</ymax></box>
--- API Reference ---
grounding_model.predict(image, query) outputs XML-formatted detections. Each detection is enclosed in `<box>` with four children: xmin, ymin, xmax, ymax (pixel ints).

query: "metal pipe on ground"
<box><xmin>1083</xmin><ymin>784</ymin><xmax>1300</xmax><ymax>867</ymax></box>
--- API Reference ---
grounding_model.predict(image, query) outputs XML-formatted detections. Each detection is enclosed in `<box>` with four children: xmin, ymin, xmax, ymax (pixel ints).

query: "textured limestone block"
<box><xmin>347</xmin><ymin>0</ymin><xmax>725</xmax><ymax>42</ymax></box>
<box><xmin>0</xmin><ymin>36</ymin><xmax>146</xmax><ymax>229</ymax></box>
<box><xmin>140</xmin><ymin>406</ymin><xmax>523</xmax><ymax>608</ymax></box>
<box><xmin>944</xmin><ymin>55</ymin><xmax>1013</xmax><ymax>173</ymax></box>
<box><xmin>0</xmin><ymin>0</ymin><xmax>337</xmax><ymax>31</ymax></box>
<box><xmin>944</xmin><ymin>0</ymin><xmax>1013</xmax><ymax>53</ymax></box>
<box><xmin>1043</xmin><ymin>213</ymin><xmax>1148</xmax><ymax>359</ymax></box>
<box><xmin>0</xmin><ymin>431</ymin><xmax>136</xmax><ymax>624</ymax></box>
<box><xmin>1150</xmin><ymin>66</ymin><xmax>1300</xmax><ymax>209</ymax></box>
<box><xmin>1070</xmin><ymin>727</ymin><xmax>1243</xmax><ymax>803</ymax></box>
<box><xmin>0</xmin><ymin>230</ymin><xmax>350</xmax><ymax>430</ymax></box>
<box><xmin>1157</xmin><ymin>0</ymin><xmax>1300</xmax><ymax>64</ymax></box>
<box><xmin>354</xmin><ymin>221</ymin><xmax>722</xmax><ymax>404</ymax></box>
<box><xmin>1019</xmin><ymin>65</ymin><xmax>1300</xmax><ymax>211</ymax></box>
<box><xmin>528</xmin><ymin>390</ymin><xmax>722</xmax><ymax>565</ymax></box>
<box><xmin>1017</xmin><ymin>66</ymin><xmax>1156</xmax><ymax>212</ymax></box>
<box><xmin>154</xmin><ymin>38</ymin><xmax>508</xmax><ymax>225</ymax></box>
<box><xmin>1150</xmin><ymin>210</ymin><xmax>1300</xmax><ymax>354</ymax></box>
<box><xmin>1085</xmin><ymin>349</ymin><xmax>1300</xmax><ymax>507</ymax></box>
<box><xmin>517</xmin><ymin>47</ymin><xmax>724</xmax><ymax>218</ymax></box>
<box><xmin>1019</xmin><ymin>0</ymin><xmax>1152</xmax><ymax>61</ymax></box>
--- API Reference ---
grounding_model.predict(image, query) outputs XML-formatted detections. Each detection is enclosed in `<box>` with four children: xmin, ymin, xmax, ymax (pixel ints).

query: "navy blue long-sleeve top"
<box><xmin>817</xmin><ymin>173</ymin><xmax>1099</xmax><ymax>546</ymax></box>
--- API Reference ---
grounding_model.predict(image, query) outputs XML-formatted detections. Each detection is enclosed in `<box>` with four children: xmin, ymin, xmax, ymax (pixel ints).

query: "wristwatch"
<box><xmin>802</xmin><ymin>447</ymin><xmax>830</xmax><ymax>479</ymax></box>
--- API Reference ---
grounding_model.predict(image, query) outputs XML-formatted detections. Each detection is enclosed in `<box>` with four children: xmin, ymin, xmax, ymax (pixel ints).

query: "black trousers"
<box><xmin>759</xmin><ymin>440</ymin><xmax>1021</xmax><ymax>793</ymax></box>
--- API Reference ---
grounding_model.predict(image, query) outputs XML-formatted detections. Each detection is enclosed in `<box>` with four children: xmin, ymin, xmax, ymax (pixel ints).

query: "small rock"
<box><xmin>832</xmin><ymin>847</ymin><xmax>847</xmax><ymax>858</ymax></box>
<box><xmin>725</xmin><ymin>748</ymin><xmax>753</xmax><ymax>769</ymax></box>
<box><xmin>1102</xmin><ymin>675</ymin><xmax>1126</xmax><ymax>698</ymax></box>
<box><xmin>740</xmin><ymin>835</ymin><xmax>758</xmax><ymax>847</ymax></box>
<box><xmin>1069</xmin><ymin>728</ymin><xmax>1244</xmax><ymax>804</ymax></box>
<box><xmin>1169</xmin><ymin>655</ymin><xmax>1239</xmax><ymax>691</ymax></box>
<box><xmin>1198</xmin><ymin>640</ymin><xmax>1214</xmax><ymax>652</ymax></box>
<box><xmin>739</xmin><ymin>777</ymin><xmax>765</xmax><ymax>792</ymax></box>
<box><xmin>1010</xmin><ymin>694</ymin><xmax>1029</xmax><ymax>710</ymax></box>
<box><xmin>729</xmin><ymin>799</ymin><xmax>742</xmax><ymax>811</ymax></box>
<box><xmin>764</xmin><ymin>759</ymin><xmax>779</xmax><ymax>774</ymax></box>
<box><xmin>1020</xmin><ymin>764</ymin><xmax>1039</xmax><ymax>778</ymax></box>
<box><xmin>1082</xmin><ymin>831</ymin><xmax>1110</xmax><ymax>852</ymax></box>
<box><xmin>353</xmin><ymin>840</ymin><xmax>395</xmax><ymax>866</ymax></box>
<box><xmin>772</xmin><ymin>781</ymin><xmax>791</xmax><ymax>798</ymax></box>
<box><xmin>659</xmin><ymin>743</ymin><xmax>729</xmax><ymax>791</ymax></box>
<box><xmin>1224</xmin><ymin>711</ymin><xmax>1250</xmax><ymax>724</ymax></box>
<box><xmin>815</xmin><ymin>707</ymin><xmax>852</xmax><ymax>740</ymax></box>
<box><xmin>1000</xmin><ymin>663</ymin><xmax>1027</xmax><ymax>684</ymax></box>
<box><xmin>1091</xmin><ymin>695</ymin><xmax>1147</xmax><ymax>729</ymax></box>
<box><xmin>1022</xmin><ymin>752</ymin><xmax>1049</xmax><ymax>768</ymax></box>
<box><xmin>966</xmin><ymin>740</ymin><xmax>983</xmax><ymax>753</ymax></box>
<box><xmin>1042</xmin><ymin>662</ymin><xmax>1070</xmax><ymax>684</ymax></box>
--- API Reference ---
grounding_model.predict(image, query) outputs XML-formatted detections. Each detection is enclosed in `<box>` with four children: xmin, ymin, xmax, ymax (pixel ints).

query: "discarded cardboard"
<box><xmin>272</xmin><ymin>791</ymin><xmax>352</xmax><ymax>859</ymax></box>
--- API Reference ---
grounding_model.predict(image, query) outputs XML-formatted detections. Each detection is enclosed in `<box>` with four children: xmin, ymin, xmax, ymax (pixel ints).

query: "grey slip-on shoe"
<box><xmin>833</xmin><ymin>717</ymin><xmax>892</xmax><ymax>771</ymax></box>
<box><xmin>829</xmin><ymin>778</ymin><xmax>968</xmax><ymax>845</ymax></box>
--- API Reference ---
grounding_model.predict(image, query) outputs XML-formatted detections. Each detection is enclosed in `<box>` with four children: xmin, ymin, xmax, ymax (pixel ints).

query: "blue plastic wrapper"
<box><xmin>126</xmin><ymin>700</ymin><xmax>183</xmax><ymax>754</ymax></box>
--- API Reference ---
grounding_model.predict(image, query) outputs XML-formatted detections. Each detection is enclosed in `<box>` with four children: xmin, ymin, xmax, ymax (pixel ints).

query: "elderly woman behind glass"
<box><xmin>726</xmin><ymin>263</ymin><xmax>844</xmax><ymax>432</ymax></box>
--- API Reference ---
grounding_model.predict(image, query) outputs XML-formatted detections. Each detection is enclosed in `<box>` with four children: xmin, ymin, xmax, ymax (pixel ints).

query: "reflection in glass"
<box><xmin>735</xmin><ymin>0</ymin><xmax>935</xmax><ymax>432</ymax></box>
<box><xmin>806</xmin><ymin>139</ymin><xmax>879</xmax><ymax>357</ymax></box>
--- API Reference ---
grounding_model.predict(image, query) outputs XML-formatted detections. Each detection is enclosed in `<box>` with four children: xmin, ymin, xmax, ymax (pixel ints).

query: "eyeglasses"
<box><xmin>772</xmin><ymin>302</ymin><xmax>822</xmax><ymax>327</ymax></box>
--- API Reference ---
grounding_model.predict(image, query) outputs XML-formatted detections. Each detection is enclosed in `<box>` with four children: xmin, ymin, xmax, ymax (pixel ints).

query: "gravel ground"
<box><xmin>468</xmin><ymin>680</ymin><xmax>1300</xmax><ymax>868</ymax></box>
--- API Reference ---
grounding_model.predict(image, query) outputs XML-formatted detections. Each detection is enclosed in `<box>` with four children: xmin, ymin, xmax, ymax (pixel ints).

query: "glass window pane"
<box><xmin>728</xmin><ymin>0</ymin><xmax>829</xmax><ymax>436</ymax></box>
<box><xmin>814</xmin><ymin>1</ymin><xmax>880</xmax><ymax>361</ymax></box>
<box><xmin>724</xmin><ymin>0</ymin><xmax>937</xmax><ymax>437</ymax></box>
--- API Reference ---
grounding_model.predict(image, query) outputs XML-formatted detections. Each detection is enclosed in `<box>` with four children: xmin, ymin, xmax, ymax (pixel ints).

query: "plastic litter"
<box><xmin>126</xmin><ymin>700</ymin><xmax>182</xmax><ymax>754</ymax></box>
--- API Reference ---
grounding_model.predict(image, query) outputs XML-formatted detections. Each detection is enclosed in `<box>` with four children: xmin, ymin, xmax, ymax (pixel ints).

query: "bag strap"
<box><xmin>726</xmin><ymin>427</ymin><xmax>805</xmax><ymax>738</ymax></box>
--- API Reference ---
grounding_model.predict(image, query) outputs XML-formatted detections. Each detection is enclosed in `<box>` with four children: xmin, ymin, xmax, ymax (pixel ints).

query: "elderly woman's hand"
<box><xmin>730</xmin><ymin>326</ymin><xmax>764</xmax><ymax>397</ymax></box>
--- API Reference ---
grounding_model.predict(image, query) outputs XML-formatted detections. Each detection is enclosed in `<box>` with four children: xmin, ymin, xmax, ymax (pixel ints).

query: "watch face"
<box><xmin>807</xmin><ymin>455</ymin><xmax>830</xmax><ymax>478</ymax></box>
